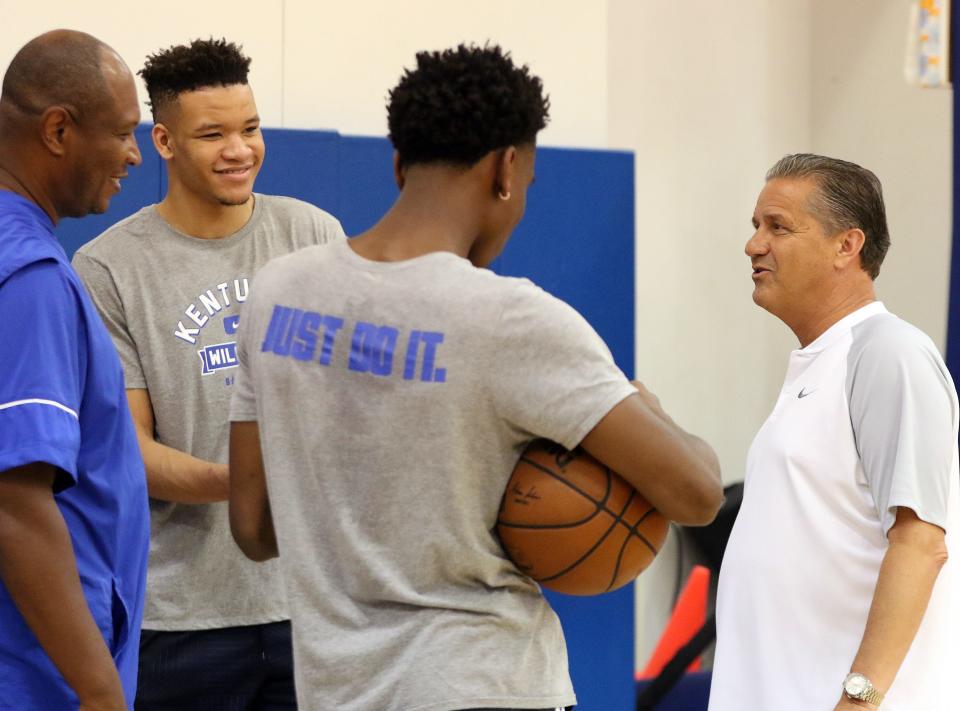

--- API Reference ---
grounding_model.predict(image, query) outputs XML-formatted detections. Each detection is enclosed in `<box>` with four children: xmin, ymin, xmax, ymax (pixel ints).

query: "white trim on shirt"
<box><xmin>0</xmin><ymin>398</ymin><xmax>79</xmax><ymax>419</ymax></box>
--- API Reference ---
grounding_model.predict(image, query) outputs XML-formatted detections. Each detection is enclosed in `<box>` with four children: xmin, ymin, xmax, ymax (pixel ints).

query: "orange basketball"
<box><xmin>497</xmin><ymin>439</ymin><xmax>669</xmax><ymax>595</ymax></box>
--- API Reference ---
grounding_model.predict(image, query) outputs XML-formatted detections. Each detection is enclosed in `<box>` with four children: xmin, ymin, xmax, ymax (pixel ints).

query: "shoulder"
<box><xmin>846</xmin><ymin>309</ymin><xmax>955</xmax><ymax>405</ymax></box>
<box><xmin>251</xmin><ymin>242</ymin><xmax>333</xmax><ymax>290</ymax></box>
<box><xmin>849</xmin><ymin>311</ymin><xmax>943</xmax><ymax>370</ymax></box>
<box><xmin>1</xmin><ymin>259</ymin><xmax>80</xmax><ymax>312</ymax></box>
<box><xmin>0</xmin><ymin>219</ymin><xmax>65</xmax><ymax>287</ymax></box>
<box><xmin>256</xmin><ymin>194</ymin><xmax>342</xmax><ymax>228</ymax></box>
<box><xmin>73</xmin><ymin>206</ymin><xmax>158</xmax><ymax>263</ymax></box>
<box><xmin>496</xmin><ymin>274</ymin><xmax>589</xmax><ymax>322</ymax></box>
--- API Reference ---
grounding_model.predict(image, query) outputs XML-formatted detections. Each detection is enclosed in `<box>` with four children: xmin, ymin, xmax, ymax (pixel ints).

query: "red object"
<box><xmin>637</xmin><ymin>565</ymin><xmax>710</xmax><ymax>679</ymax></box>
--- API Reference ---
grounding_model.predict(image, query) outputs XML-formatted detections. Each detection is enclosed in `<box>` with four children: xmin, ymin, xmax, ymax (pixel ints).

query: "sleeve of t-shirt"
<box><xmin>229</xmin><ymin>288</ymin><xmax>259</xmax><ymax>422</ymax></box>
<box><xmin>847</xmin><ymin>324</ymin><xmax>957</xmax><ymax>535</ymax></box>
<box><xmin>71</xmin><ymin>250</ymin><xmax>147</xmax><ymax>389</ymax></box>
<box><xmin>315</xmin><ymin>209</ymin><xmax>346</xmax><ymax>244</ymax></box>
<box><xmin>488</xmin><ymin>280</ymin><xmax>637</xmax><ymax>451</ymax></box>
<box><xmin>0</xmin><ymin>261</ymin><xmax>83</xmax><ymax>490</ymax></box>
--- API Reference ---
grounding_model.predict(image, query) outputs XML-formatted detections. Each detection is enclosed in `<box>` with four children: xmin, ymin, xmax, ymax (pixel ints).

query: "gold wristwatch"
<box><xmin>842</xmin><ymin>672</ymin><xmax>884</xmax><ymax>706</ymax></box>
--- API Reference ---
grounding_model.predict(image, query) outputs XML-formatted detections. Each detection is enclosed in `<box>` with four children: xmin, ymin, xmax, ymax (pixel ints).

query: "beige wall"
<box><xmin>5</xmin><ymin>0</ymin><xmax>952</xmax><ymax>674</ymax></box>
<box><xmin>1</xmin><ymin>1</ymin><xmax>607</xmax><ymax>147</ymax></box>
<box><xmin>811</xmin><ymin>0</ymin><xmax>952</xmax><ymax>347</ymax></box>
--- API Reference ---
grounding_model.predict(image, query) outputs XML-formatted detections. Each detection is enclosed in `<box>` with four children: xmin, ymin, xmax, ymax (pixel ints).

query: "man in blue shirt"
<box><xmin>0</xmin><ymin>30</ymin><xmax>149</xmax><ymax>710</ymax></box>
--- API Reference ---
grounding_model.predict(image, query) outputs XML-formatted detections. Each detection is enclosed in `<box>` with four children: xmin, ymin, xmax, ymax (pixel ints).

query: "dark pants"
<box><xmin>135</xmin><ymin>621</ymin><xmax>296</xmax><ymax>710</ymax></box>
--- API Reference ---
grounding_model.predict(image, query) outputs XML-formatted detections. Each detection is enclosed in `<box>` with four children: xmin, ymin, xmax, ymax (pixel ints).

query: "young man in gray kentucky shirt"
<box><xmin>230</xmin><ymin>45</ymin><xmax>723</xmax><ymax>711</ymax></box>
<box><xmin>72</xmin><ymin>39</ymin><xmax>344</xmax><ymax>710</ymax></box>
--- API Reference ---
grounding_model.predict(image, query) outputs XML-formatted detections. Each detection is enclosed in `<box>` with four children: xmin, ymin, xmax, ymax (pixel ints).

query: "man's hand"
<box><xmin>127</xmin><ymin>388</ymin><xmax>229</xmax><ymax>503</ymax></box>
<box><xmin>0</xmin><ymin>463</ymin><xmax>126</xmax><ymax>708</ymax></box>
<box><xmin>78</xmin><ymin>691</ymin><xmax>127</xmax><ymax>711</ymax></box>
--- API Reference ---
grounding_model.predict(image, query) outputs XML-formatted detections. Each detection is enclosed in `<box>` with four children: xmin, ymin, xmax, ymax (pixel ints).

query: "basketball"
<box><xmin>497</xmin><ymin>439</ymin><xmax>669</xmax><ymax>596</ymax></box>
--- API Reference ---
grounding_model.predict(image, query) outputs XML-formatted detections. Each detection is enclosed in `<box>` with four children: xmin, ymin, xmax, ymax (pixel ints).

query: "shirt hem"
<box><xmin>404</xmin><ymin>693</ymin><xmax>577</xmax><ymax>711</ymax></box>
<box><xmin>141</xmin><ymin>611</ymin><xmax>289</xmax><ymax>631</ymax></box>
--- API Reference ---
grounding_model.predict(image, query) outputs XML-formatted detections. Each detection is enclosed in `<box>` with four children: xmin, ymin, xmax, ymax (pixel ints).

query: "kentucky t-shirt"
<box><xmin>73</xmin><ymin>195</ymin><xmax>344</xmax><ymax>630</ymax></box>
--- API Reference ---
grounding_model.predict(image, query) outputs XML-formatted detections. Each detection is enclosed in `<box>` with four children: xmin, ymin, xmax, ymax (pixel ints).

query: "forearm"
<box><xmin>0</xmin><ymin>469</ymin><xmax>123</xmax><ymax>704</ymax></box>
<box><xmin>844</xmin><ymin>515</ymin><xmax>947</xmax><ymax>704</ymax></box>
<box><xmin>137</xmin><ymin>430</ymin><xmax>228</xmax><ymax>503</ymax></box>
<box><xmin>228</xmin><ymin>421</ymin><xmax>278</xmax><ymax>561</ymax></box>
<box><xmin>230</xmin><ymin>494</ymin><xmax>278</xmax><ymax>562</ymax></box>
<box><xmin>581</xmin><ymin>392</ymin><xmax>723</xmax><ymax>526</ymax></box>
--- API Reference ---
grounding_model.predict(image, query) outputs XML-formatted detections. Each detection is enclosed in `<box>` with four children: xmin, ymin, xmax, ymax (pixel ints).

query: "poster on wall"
<box><xmin>905</xmin><ymin>0</ymin><xmax>951</xmax><ymax>87</ymax></box>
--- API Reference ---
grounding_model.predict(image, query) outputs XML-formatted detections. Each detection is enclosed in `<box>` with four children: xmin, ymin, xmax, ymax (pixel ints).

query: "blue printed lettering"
<box><xmin>403</xmin><ymin>330</ymin><xmax>422</xmax><ymax>380</ymax></box>
<box><xmin>198</xmin><ymin>342</ymin><xmax>238</xmax><ymax>375</ymax></box>
<box><xmin>419</xmin><ymin>332</ymin><xmax>445</xmax><ymax>382</ymax></box>
<box><xmin>318</xmin><ymin>316</ymin><xmax>344</xmax><ymax>366</ymax></box>
<box><xmin>261</xmin><ymin>305</ymin><xmax>296</xmax><ymax>354</ymax></box>
<box><xmin>292</xmin><ymin>312</ymin><xmax>321</xmax><ymax>361</ymax></box>
<box><xmin>349</xmin><ymin>322</ymin><xmax>398</xmax><ymax>376</ymax></box>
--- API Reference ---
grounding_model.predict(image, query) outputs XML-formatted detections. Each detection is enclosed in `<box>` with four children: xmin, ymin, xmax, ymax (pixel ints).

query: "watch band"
<box><xmin>859</xmin><ymin>685</ymin><xmax>883</xmax><ymax>705</ymax></box>
<box><xmin>843</xmin><ymin>672</ymin><xmax>884</xmax><ymax>706</ymax></box>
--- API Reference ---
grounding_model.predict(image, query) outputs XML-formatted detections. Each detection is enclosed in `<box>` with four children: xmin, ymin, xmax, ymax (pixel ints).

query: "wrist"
<box><xmin>842</xmin><ymin>672</ymin><xmax>884</xmax><ymax>707</ymax></box>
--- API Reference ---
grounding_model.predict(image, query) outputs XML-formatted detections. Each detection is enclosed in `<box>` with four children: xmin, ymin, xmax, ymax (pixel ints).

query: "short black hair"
<box><xmin>387</xmin><ymin>44</ymin><xmax>550</xmax><ymax>168</ymax></box>
<box><xmin>139</xmin><ymin>38</ymin><xmax>251</xmax><ymax>121</ymax></box>
<box><xmin>767</xmin><ymin>154</ymin><xmax>891</xmax><ymax>280</ymax></box>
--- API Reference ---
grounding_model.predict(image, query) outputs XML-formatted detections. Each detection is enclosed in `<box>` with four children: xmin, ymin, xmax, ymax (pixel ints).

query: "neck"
<box><xmin>0</xmin><ymin>157</ymin><xmax>58</xmax><ymax>224</ymax></box>
<box><xmin>790</xmin><ymin>282</ymin><xmax>877</xmax><ymax>347</ymax></box>
<box><xmin>157</xmin><ymin>178</ymin><xmax>254</xmax><ymax>239</ymax></box>
<box><xmin>350</xmin><ymin>175</ymin><xmax>482</xmax><ymax>262</ymax></box>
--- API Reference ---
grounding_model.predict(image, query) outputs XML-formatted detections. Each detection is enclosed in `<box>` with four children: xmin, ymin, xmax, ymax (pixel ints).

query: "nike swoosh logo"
<box><xmin>798</xmin><ymin>387</ymin><xmax>816</xmax><ymax>399</ymax></box>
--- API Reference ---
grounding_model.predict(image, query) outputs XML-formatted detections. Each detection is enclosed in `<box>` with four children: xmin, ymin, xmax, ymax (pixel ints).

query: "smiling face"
<box><xmin>745</xmin><ymin>177</ymin><xmax>842</xmax><ymax>323</ymax></box>
<box><xmin>63</xmin><ymin>52</ymin><xmax>142</xmax><ymax>216</ymax></box>
<box><xmin>156</xmin><ymin>83</ymin><xmax>264</xmax><ymax>206</ymax></box>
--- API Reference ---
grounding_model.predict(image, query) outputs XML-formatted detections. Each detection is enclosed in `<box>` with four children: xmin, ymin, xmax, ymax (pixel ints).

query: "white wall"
<box><xmin>1</xmin><ymin>1</ymin><xmax>607</xmax><ymax>148</ymax></box>
<box><xmin>607</xmin><ymin>0</ymin><xmax>814</xmax><ymax>665</ymax></box>
<box><xmin>810</xmin><ymin>0</ymin><xmax>952</xmax><ymax>348</ymax></box>
<box><xmin>5</xmin><ymin>0</ymin><xmax>953</xmax><ymax>676</ymax></box>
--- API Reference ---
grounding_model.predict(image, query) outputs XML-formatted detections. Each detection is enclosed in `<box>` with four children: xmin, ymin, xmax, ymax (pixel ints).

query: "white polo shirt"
<box><xmin>709</xmin><ymin>302</ymin><xmax>960</xmax><ymax>711</ymax></box>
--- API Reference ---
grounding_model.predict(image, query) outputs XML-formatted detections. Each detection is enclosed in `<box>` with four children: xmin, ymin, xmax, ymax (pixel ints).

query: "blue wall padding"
<box><xmin>636</xmin><ymin>670</ymin><xmax>712</xmax><ymax>709</ymax></box>
<box><xmin>498</xmin><ymin>146</ymin><xmax>635</xmax><ymax>376</ymax></box>
<box><xmin>256</xmin><ymin>128</ymin><xmax>341</xmax><ymax>207</ymax></box>
<box><xmin>947</xmin><ymin>6</ymin><xmax>960</xmax><ymax>380</ymax></box>
<box><xmin>56</xmin><ymin>127</ymin><xmax>636</xmax><ymax>711</ymax></box>
<box><xmin>335</xmin><ymin>134</ymin><xmax>400</xmax><ymax>235</ymax></box>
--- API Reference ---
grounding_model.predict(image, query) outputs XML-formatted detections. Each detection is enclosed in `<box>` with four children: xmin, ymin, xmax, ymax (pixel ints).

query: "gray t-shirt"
<box><xmin>230</xmin><ymin>239</ymin><xmax>637</xmax><ymax>711</ymax></box>
<box><xmin>72</xmin><ymin>194</ymin><xmax>345</xmax><ymax>630</ymax></box>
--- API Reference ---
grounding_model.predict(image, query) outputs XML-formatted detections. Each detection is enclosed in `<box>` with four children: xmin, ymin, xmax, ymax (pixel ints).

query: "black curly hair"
<box><xmin>139</xmin><ymin>38</ymin><xmax>251</xmax><ymax>121</ymax></box>
<box><xmin>387</xmin><ymin>44</ymin><xmax>549</xmax><ymax>168</ymax></box>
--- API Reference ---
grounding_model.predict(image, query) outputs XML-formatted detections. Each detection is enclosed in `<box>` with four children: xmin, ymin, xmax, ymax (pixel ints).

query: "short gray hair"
<box><xmin>766</xmin><ymin>153</ymin><xmax>890</xmax><ymax>279</ymax></box>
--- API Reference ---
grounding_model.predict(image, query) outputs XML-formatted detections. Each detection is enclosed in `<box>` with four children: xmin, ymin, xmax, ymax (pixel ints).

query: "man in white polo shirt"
<box><xmin>709</xmin><ymin>154</ymin><xmax>959</xmax><ymax>711</ymax></box>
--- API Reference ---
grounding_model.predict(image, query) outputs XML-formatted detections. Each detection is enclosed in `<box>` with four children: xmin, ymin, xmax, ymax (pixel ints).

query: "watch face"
<box><xmin>845</xmin><ymin>674</ymin><xmax>868</xmax><ymax>695</ymax></box>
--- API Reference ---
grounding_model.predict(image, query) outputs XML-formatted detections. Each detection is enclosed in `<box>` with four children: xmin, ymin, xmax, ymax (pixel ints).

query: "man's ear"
<box><xmin>39</xmin><ymin>106</ymin><xmax>72</xmax><ymax>157</ymax></box>
<box><xmin>152</xmin><ymin>123</ymin><xmax>175</xmax><ymax>160</ymax></box>
<box><xmin>836</xmin><ymin>227</ymin><xmax>866</xmax><ymax>270</ymax></box>
<box><xmin>493</xmin><ymin>145</ymin><xmax>518</xmax><ymax>200</ymax></box>
<box><xmin>393</xmin><ymin>151</ymin><xmax>405</xmax><ymax>190</ymax></box>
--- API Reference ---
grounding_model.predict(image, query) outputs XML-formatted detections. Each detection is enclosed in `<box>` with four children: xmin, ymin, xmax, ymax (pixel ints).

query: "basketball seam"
<box><xmin>500</xmin><ymin>456</ymin><xmax>659</xmax><ymax>550</ymax></box>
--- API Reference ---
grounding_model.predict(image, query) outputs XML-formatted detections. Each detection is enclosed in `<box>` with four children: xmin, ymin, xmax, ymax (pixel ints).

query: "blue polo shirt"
<box><xmin>0</xmin><ymin>190</ymin><xmax>150</xmax><ymax>708</ymax></box>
